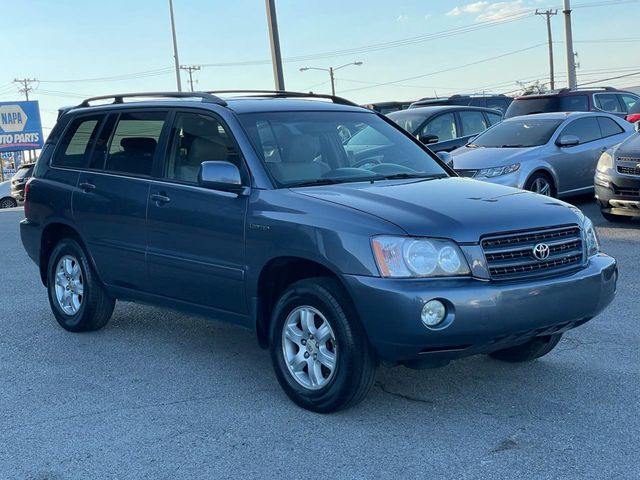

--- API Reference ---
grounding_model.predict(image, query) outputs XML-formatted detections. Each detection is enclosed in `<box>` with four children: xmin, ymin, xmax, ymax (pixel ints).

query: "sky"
<box><xmin>1</xmin><ymin>0</ymin><xmax>639</xmax><ymax>138</ymax></box>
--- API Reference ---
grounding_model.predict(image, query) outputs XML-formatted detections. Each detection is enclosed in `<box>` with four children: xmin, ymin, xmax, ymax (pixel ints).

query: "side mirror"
<box><xmin>436</xmin><ymin>151</ymin><xmax>454</xmax><ymax>169</ymax></box>
<box><xmin>198</xmin><ymin>161</ymin><xmax>245</xmax><ymax>194</ymax></box>
<box><xmin>418</xmin><ymin>133</ymin><xmax>439</xmax><ymax>145</ymax></box>
<box><xmin>634</xmin><ymin>122</ymin><xmax>640</xmax><ymax>133</ymax></box>
<box><xmin>466</xmin><ymin>135</ymin><xmax>477</xmax><ymax>145</ymax></box>
<box><xmin>556</xmin><ymin>134</ymin><xmax>580</xmax><ymax>147</ymax></box>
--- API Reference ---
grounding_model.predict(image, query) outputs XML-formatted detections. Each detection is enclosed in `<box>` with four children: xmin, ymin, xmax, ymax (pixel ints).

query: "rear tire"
<box><xmin>0</xmin><ymin>197</ymin><xmax>17</xmax><ymax>208</ymax></box>
<box><xmin>524</xmin><ymin>172</ymin><xmax>555</xmax><ymax>197</ymax></box>
<box><xmin>489</xmin><ymin>334</ymin><xmax>562</xmax><ymax>362</ymax></box>
<box><xmin>270</xmin><ymin>277</ymin><xmax>377</xmax><ymax>413</ymax></box>
<box><xmin>601</xmin><ymin>210</ymin><xmax>632</xmax><ymax>223</ymax></box>
<box><xmin>46</xmin><ymin>238</ymin><xmax>115</xmax><ymax>332</ymax></box>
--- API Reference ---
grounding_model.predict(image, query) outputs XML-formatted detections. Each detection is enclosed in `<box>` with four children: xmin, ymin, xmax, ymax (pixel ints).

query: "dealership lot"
<box><xmin>0</xmin><ymin>201</ymin><xmax>638</xmax><ymax>479</ymax></box>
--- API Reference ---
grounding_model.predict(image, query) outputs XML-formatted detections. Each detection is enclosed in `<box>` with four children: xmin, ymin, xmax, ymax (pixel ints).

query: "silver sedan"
<box><xmin>450</xmin><ymin>112</ymin><xmax>635</xmax><ymax>197</ymax></box>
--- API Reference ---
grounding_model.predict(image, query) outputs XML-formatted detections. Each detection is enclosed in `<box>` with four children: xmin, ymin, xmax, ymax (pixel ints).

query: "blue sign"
<box><xmin>0</xmin><ymin>100</ymin><xmax>44</xmax><ymax>152</ymax></box>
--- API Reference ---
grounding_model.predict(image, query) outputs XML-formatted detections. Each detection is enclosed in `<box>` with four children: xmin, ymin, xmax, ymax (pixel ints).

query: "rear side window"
<box><xmin>597</xmin><ymin>117</ymin><xmax>624</xmax><ymax>137</ymax></box>
<box><xmin>560</xmin><ymin>117</ymin><xmax>601</xmax><ymax>144</ymax></box>
<box><xmin>486</xmin><ymin>112</ymin><xmax>502</xmax><ymax>125</ymax></box>
<box><xmin>619</xmin><ymin>94</ymin><xmax>638</xmax><ymax>112</ymax></box>
<box><xmin>104</xmin><ymin>111</ymin><xmax>167</xmax><ymax>176</ymax></box>
<box><xmin>458</xmin><ymin>111</ymin><xmax>488</xmax><ymax>136</ymax></box>
<box><xmin>52</xmin><ymin>115</ymin><xmax>103</xmax><ymax>168</ymax></box>
<box><xmin>594</xmin><ymin>94</ymin><xmax>623</xmax><ymax>113</ymax></box>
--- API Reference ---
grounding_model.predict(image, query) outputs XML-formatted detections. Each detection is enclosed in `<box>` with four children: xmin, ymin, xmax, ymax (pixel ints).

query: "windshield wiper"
<box><xmin>290</xmin><ymin>178</ymin><xmax>350</xmax><ymax>187</ymax></box>
<box><xmin>379</xmin><ymin>173</ymin><xmax>447</xmax><ymax>180</ymax></box>
<box><xmin>499</xmin><ymin>144</ymin><xmax>528</xmax><ymax>148</ymax></box>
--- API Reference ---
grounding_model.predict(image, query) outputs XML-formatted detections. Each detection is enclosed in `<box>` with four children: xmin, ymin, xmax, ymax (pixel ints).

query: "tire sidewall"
<box><xmin>270</xmin><ymin>281</ymin><xmax>359</xmax><ymax>411</ymax></box>
<box><xmin>47</xmin><ymin>239</ymin><xmax>91</xmax><ymax>330</ymax></box>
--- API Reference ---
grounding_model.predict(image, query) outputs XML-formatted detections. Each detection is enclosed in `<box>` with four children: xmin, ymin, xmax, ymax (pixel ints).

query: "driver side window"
<box><xmin>421</xmin><ymin>113</ymin><xmax>457</xmax><ymax>142</ymax></box>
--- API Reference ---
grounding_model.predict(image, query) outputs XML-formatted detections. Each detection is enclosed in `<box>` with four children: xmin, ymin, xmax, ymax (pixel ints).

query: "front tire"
<box><xmin>601</xmin><ymin>210</ymin><xmax>632</xmax><ymax>223</ymax></box>
<box><xmin>0</xmin><ymin>197</ymin><xmax>17</xmax><ymax>208</ymax></box>
<box><xmin>270</xmin><ymin>277</ymin><xmax>377</xmax><ymax>413</ymax></box>
<box><xmin>47</xmin><ymin>238</ymin><xmax>115</xmax><ymax>332</ymax></box>
<box><xmin>525</xmin><ymin>172</ymin><xmax>555</xmax><ymax>197</ymax></box>
<box><xmin>489</xmin><ymin>334</ymin><xmax>562</xmax><ymax>362</ymax></box>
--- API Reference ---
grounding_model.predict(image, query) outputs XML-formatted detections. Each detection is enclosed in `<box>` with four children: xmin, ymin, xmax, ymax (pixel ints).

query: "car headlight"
<box><xmin>583</xmin><ymin>216</ymin><xmax>599</xmax><ymax>258</ymax></box>
<box><xmin>597</xmin><ymin>149</ymin><xmax>614</xmax><ymax>173</ymax></box>
<box><xmin>475</xmin><ymin>163</ymin><xmax>520</xmax><ymax>178</ymax></box>
<box><xmin>371</xmin><ymin>236</ymin><xmax>471</xmax><ymax>278</ymax></box>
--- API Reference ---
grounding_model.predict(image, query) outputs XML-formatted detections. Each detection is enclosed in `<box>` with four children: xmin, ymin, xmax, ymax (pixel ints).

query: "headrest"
<box><xmin>286</xmin><ymin>135</ymin><xmax>319</xmax><ymax>163</ymax></box>
<box><xmin>120</xmin><ymin>137</ymin><xmax>157</xmax><ymax>154</ymax></box>
<box><xmin>189</xmin><ymin>137</ymin><xmax>228</xmax><ymax>164</ymax></box>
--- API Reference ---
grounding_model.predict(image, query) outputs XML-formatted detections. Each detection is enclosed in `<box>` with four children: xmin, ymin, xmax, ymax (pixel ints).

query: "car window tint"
<box><xmin>559</xmin><ymin>95</ymin><xmax>589</xmax><ymax>112</ymax></box>
<box><xmin>486</xmin><ymin>98</ymin><xmax>508</xmax><ymax>113</ymax></box>
<box><xmin>52</xmin><ymin>115</ymin><xmax>103</xmax><ymax>168</ymax></box>
<box><xmin>164</xmin><ymin>112</ymin><xmax>240</xmax><ymax>183</ymax></box>
<box><xmin>594</xmin><ymin>94</ymin><xmax>623</xmax><ymax>113</ymax></box>
<box><xmin>619</xmin><ymin>94</ymin><xmax>638</xmax><ymax>112</ymax></box>
<box><xmin>458</xmin><ymin>111</ymin><xmax>488</xmax><ymax>136</ymax></box>
<box><xmin>597</xmin><ymin>117</ymin><xmax>624</xmax><ymax>137</ymax></box>
<box><xmin>104</xmin><ymin>111</ymin><xmax>167</xmax><ymax>176</ymax></box>
<box><xmin>486</xmin><ymin>112</ymin><xmax>502</xmax><ymax>125</ymax></box>
<box><xmin>387</xmin><ymin>111</ymin><xmax>430</xmax><ymax>134</ymax></box>
<box><xmin>346</xmin><ymin>125</ymin><xmax>392</xmax><ymax>146</ymax></box>
<box><xmin>560</xmin><ymin>117</ymin><xmax>601</xmax><ymax>144</ymax></box>
<box><xmin>88</xmin><ymin>114</ymin><xmax>117</xmax><ymax>169</ymax></box>
<box><xmin>422</xmin><ymin>113</ymin><xmax>457</xmax><ymax>142</ymax></box>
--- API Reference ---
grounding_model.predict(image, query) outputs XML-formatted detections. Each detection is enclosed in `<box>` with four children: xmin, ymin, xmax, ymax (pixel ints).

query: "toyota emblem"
<box><xmin>532</xmin><ymin>243</ymin><xmax>551</xmax><ymax>261</ymax></box>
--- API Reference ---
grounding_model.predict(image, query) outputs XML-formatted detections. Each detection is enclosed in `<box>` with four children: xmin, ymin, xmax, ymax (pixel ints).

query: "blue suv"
<box><xmin>20</xmin><ymin>91</ymin><xmax>617</xmax><ymax>412</ymax></box>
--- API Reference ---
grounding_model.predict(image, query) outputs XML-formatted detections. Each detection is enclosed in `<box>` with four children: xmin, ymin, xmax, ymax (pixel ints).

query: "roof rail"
<box><xmin>77</xmin><ymin>91</ymin><xmax>227</xmax><ymax>108</ymax></box>
<box><xmin>206</xmin><ymin>89</ymin><xmax>360</xmax><ymax>107</ymax></box>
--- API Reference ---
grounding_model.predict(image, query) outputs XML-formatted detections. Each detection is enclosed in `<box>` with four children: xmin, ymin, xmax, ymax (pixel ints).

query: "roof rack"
<box><xmin>553</xmin><ymin>86</ymin><xmax>617</xmax><ymax>93</ymax></box>
<box><xmin>205</xmin><ymin>90</ymin><xmax>360</xmax><ymax>107</ymax></box>
<box><xmin>77</xmin><ymin>91</ymin><xmax>227</xmax><ymax>108</ymax></box>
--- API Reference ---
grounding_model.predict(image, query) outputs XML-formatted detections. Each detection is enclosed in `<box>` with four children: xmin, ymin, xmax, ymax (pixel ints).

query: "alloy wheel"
<box><xmin>281</xmin><ymin>305</ymin><xmax>338</xmax><ymax>390</ymax></box>
<box><xmin>0</xmin><ymin>198</ymin><xmax>16</xmax><ymax>208</ymax></box>
<box><xmin>54</xmin><ymin>255</ymin><xmax>84</xmax><ymax>315</ymax></box>
<box><xmin>530</xmin><ymin>177</ymin><xmax>551</xmax><ymax>196</ymax></box>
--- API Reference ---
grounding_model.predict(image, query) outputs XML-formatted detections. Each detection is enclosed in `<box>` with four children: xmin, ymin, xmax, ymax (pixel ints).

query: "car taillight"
<box><xmin>626</xmin><ymin>113</ymin><xmax>640</xmax><ymax>123</ymax></box>
<box><xmin>24</xmin><ymin>178</ymin><xmax>32</xmax><ymax>201</ymax></box>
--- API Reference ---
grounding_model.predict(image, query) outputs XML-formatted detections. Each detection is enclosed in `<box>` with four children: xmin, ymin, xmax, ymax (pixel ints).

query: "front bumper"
<box><xmin>343</xmin><ymin>255</ymin><xmax>617</xmax><ymax>363</ymax></box>
<box><xmin>595</xmin><ymin>172</ymin><xmax>640</xmax><ymax>216</ymax></box>
<box><xmin>11</xmin><ymin>185</ymin><xmax>25</xmax><ymax>202</ymax></box>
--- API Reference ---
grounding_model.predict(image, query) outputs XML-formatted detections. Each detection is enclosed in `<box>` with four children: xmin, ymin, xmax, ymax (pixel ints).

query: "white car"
<box><xmin>0</xmin><ymin>181</ymin><xmax>18</xmax><ymax>208</ymax></box>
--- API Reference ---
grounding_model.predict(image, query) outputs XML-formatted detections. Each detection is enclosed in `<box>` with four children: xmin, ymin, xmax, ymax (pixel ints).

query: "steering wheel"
<box><xmin>352</xmin><ymin>157</ymin><xmax>383</xmax><ymax>169</ymax></box>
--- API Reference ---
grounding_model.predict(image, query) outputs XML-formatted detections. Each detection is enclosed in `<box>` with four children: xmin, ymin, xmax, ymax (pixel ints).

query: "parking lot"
<box><xmin>0</xmin><ymin>199</ymin><xmax>638</xmax><ymax>479</ymax></box>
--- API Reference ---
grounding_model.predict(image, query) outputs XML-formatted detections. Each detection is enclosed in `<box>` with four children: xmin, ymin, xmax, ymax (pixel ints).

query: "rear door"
<box><xmin>555</xmin><ymin>117</ymin><xmax>604</xmax><ymax>192</ymax></box>
<box><xmin>146</xmin><ymin>109</ymin><xmax>248</xmax><ymax>314</ymax></box>
<box><xmin>73</xmin><ymin>109</ymin><xmax>169</xmax><ymax>290</ymax></box>
<box><xmin>457</xmin><ymin>110</ymin><xmax>490</xmax><ymax>147</ymax></box>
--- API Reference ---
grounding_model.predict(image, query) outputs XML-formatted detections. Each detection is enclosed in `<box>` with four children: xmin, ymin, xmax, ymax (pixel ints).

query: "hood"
<box><xmin>451</xmin><ymin>145</ymin><xmax>544</xmax><ymax>170</ymax></box>
<box><xmin>293</xmin><ymin>177</ymin><xmax>581</xmax><ymax>243</ymax></box>
<box><xmin>616</xmin><ymin>133</ymin><xmax>640</xmax><ymax>157</ymax></box>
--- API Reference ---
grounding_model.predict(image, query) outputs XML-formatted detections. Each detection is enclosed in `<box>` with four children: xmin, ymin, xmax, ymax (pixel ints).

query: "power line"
<box><xmin>179</xmin><ymin>65</ymin><xmax>202</xmax><ymax>92</ymax></box>
<box><xmin>13</xmin><ymin>78</ymin><xmax>38</xmax><ymax>101</ymax></box>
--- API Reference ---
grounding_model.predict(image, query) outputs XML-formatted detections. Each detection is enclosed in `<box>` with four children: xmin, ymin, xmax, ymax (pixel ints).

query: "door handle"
<box><xmin>150</xmin><ymin>192</ymin><xmax>171</xmax><ymax>206</ymax></box>
<box><xmin>79</xmin><ymin>181</ymin><xmax>95</xmax><ymax>192</ymax></box>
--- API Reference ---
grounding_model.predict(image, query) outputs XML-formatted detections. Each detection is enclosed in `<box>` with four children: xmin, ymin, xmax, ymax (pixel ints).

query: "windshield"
<box><xmin>238</xmin><ymin>111</ymin><xmax>447</xmax><ymax>187</ymax></box>
<box><xmin>386</xmin><ymin>111</ymin><xmax>429</xmax><ymax>134</ymax></box>
<box><xmin>471</xmin><ymin>119</ymin><xmax>563</xmax><ymax>148</ymax></box>
<box><xmin>506</xmin><ymin>95</ymin><xmax>588</xmax><ymax>118</ymax></box>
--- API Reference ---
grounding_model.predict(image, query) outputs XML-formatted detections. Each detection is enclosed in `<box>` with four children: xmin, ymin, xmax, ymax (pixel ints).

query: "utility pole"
<box><xmin>563</xmin><ymin>0</ymin><xmax>577</xmax><ymax>89</ymax></box>
<box><xmin>180</xmin><ymin>65</ymin><xmax>202</xmax><ymax>92</ymax></box>
<box><xmin>265</xmin><ymin>0</ymin><xmax>285</xmax><ymax>90</ymax></box>
<box><xmin>168</xmin><ymin>0</ymin><xmax>183</xmax><ymax>92</ymax></box>
<box><xmin>300</xmin><ymin>62</ymin><xmax>363</xmax><ymax>96</ymax></box>
<box><xmin>535</xmin><ymin>9</ymin><xmax>558</xmax><ymax>90</ymax></box>
<box><xmin>14</xmin><ymin>78</ymin><xmax>38</xmax><ymax>162</ymax></box>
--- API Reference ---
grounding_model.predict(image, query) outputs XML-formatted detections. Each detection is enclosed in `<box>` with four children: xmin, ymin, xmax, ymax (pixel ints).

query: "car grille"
<box><xmin>481</xmin><ymin>225</ymin><xmax>583</xmax><ymax>281</ymax></box>
<box><xmin>617</xmin><ymin>165</ymin><xmax>640</xmax><ymax>176</ymax></box>
<box><xmin>613</xmin><ymin>185</ymin><xmax>640</xmax><ymax>197</ymax></box>
<box><xmin>456</xmin><ymin>169</ymin><xmax>477</xmax><ymax>178</ymax></box>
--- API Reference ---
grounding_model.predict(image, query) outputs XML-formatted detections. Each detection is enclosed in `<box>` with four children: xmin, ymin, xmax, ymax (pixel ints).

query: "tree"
<box><xmin>516</xmin><ymin>80</ymin><xmax>549</xmax><ymax>96</ymax></box>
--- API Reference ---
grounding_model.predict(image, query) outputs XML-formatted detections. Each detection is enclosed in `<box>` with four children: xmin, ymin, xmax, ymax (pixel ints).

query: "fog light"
<box><xmin>421</xmin><ymin>299</ymin><xmax>446</xmax><ymax>327</ymax></box>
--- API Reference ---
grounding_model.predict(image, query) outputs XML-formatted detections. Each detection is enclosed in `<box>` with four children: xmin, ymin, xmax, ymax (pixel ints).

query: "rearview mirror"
<box><xmin>436</xmin><ymin>151</ymin><xmax>454</xmax><ymax>169</ymax></box>
<box><xmin>556</xmin><ymin>135</ymin><xmax>580</xmax><ymax>147</ymax></box>
<box><xmin>198</xmin><ymin>161</ymin><xmax>245</xmax><ymax>194</ymax></box>
<box><xmin>418</xmin><ymin>133</ymin><xmax>439</xmax><ymax>145</ymax></box>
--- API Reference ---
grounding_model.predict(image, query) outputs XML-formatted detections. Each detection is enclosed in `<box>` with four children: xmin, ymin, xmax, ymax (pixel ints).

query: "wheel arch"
<box><xmin>524</xmin><ymin>167</ymin><xmax>558</xmax><ymax>195</ymax></box>
<box><xmin>39</xmin><ymin>222</ymin><xmax>95</xmax><ymax>286</ymax></box>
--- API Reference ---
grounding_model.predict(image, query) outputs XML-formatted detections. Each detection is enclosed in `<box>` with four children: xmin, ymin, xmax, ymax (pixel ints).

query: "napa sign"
<box><xmin>0</xmin><ymin>101</ymin><xmax>44</xmax><ymax>152</ymax></box>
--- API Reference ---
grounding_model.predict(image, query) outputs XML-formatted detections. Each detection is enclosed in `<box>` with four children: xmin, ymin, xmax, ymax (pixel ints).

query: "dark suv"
<box><xmin>11</xmin><ymin>163</ymin><xmax>35</xmax><ymax>202</ymax></box>
<box><xmin>505</xmin><ymin>87</ymin><xmax>639</xmax><ymax>120</ymax></box>
<box><xmin>409</xmin><ymin>94</ymin><xmax>512</xmax><ymax>114</ymax></box>
<box><xmin>21</xmin><ymin>91</ymin><xmax>617</xmax><ymax>412</ymax></box>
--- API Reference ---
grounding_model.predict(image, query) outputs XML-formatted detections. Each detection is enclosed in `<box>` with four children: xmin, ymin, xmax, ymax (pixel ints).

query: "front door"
<box><xmin>146</xmin><ymin>110</ymin><xmax>248</xmax><ymax>314</ymax></box>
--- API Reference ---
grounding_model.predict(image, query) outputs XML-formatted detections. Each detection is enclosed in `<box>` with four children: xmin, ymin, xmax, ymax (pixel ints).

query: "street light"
<box><xmin>299</xmin><ymin>62</ymin><xmax>363</xmax><ymax>96</ymax></box>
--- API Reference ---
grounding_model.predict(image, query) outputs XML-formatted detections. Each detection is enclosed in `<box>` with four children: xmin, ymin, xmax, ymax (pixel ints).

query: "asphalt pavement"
<box><xmin>0</xmin><ymin>199</ymin><xmax>638</xmax><ymax>480</ymax></box>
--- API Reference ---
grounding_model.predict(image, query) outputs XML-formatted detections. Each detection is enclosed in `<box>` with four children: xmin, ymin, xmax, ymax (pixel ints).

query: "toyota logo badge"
<box><xmin>532</xmin><ymin>243</ymin><xmax>550</xmax><ymax>261</ymax></box>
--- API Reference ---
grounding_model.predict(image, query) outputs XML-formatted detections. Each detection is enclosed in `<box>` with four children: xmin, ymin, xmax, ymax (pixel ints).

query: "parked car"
<box><xmin>625</xmin><ymin>99</ymin><xmax>640</xmax><ymax>128</ymax></box>
<box><xmin>11</xmin><ymin>163</ymin><xmax>35</xmax><ymax>202</ymax></box>
<box><xmin>451</xmin><ymin>112</ymin><xmax>634</xmax><ymax>197</ymax></box>
<box><xmin>595</xmin><ymin>131</ymin><xmax>640</xmax><ymax>222</ymax></box>
<box><xmin>362</xmin><ymin>101</ymin><xmax>413</xmax><ymax>114</ymax></box>
<box><xmin>21</xmin><ymin>91</ymin><xmax>617</xmax><ymax>412</ymax></box>
<box><xmin>409</xmin><ymin>94</ymin><xmax>512</xmax><ymax>114</ymax></box>
<box><xmin>387</xmin><ymin>106</ymin><xmax>502</xmax><ymax>153</ymax></box>
<box><xmin>0</xmin><ymin>181</ymin><xmax>18</xmax><ymax>208</ymax></box>
<box><xmin>505</xmin><ymin>87</ymin><xmax>639</xmax><ymax>120</ymax></box>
